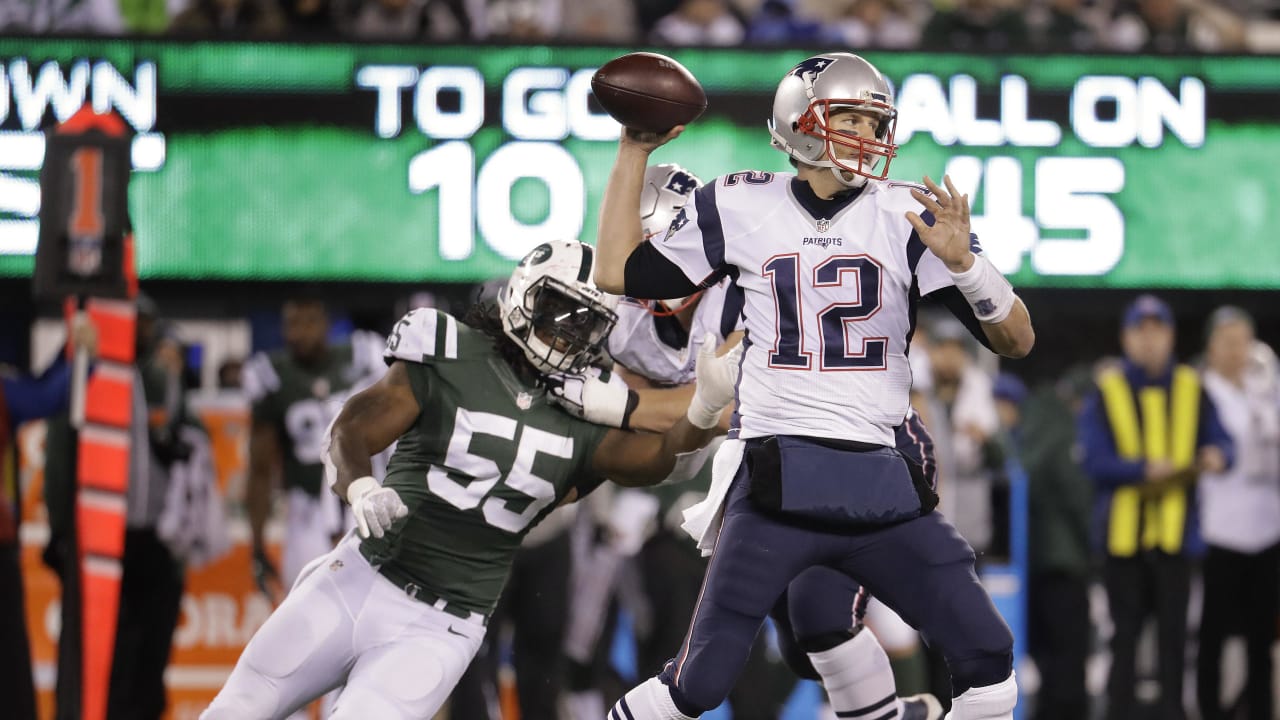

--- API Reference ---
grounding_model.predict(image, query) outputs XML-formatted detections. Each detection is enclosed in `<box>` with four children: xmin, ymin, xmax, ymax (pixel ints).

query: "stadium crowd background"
<box><xmin>2</xmin><ymin>0</ymin><xmax>1280</xmax><ymax>53</ymax></box>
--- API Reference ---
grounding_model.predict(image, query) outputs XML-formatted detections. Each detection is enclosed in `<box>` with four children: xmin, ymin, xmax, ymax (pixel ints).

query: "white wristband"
<box><xmin>345</xmin><ymin>476</ymin><xmax>378</xmax><ymax>505</ymax></box>
<box><xmin>948</xmin><ymin>253</ymin><xmax>1016</xmax><ymax>324</ymax></box>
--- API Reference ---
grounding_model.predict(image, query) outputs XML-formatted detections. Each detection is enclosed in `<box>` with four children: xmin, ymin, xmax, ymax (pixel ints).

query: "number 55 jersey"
<box><xmin>648</xmin><ymin>172</ymin><xmax>976</xmax><ymax>447</ymax></box>
<box><xmin>362</xmin><ymin>308</ymin><xmax>611</xmax><ymax>616</ymax></box>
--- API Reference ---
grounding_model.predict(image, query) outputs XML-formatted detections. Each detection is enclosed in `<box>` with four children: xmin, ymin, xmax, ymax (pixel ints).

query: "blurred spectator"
<box><xmin>922</xmin><ymin>0</ymin><xmax>1030</xmax><ymax>50</ymax></box>
<box><xmin>828</xmin><ymin>0</ymin><xmax>922</xmax><ymax>48</ymax></box>
<box><xmin>1196</xmin><ymin>306</ymin><xmax>1280</xmax><ymax>720</ymax></box>
<box><xmin>344</xmin><ymin>0</ymin><xmax>432</xmax><ymax>39</ymax></box>
<box><xmin>482</xmin><ymin>0</ymin><xmax>557</xmax><ymax>39</ymax></box>
<box><xmin>920</xmin><ymin>317</ymin><xmax>1001</xmax><ymax>556</ymax></box>
<box><xmin>1027</xmin><ymin>0</ymin><xmax>1102</xmax><ymax>50</ymax></box>
<box><xmin>988</xmin><ymin>372</ymin><xmax>1026</xmax><ymax>556</ymax></box>
<box><xmin>280</xmin><ymin>0</ymin><xmax>338</xmax><ymax>35</ymax></box>
<box><xmin>1107</xmin><ymin>0</ymin><xmax>1244</xmax><ymax>51</ymax></box>
<box><xmin>0</xmin><ymin>317</ymin><xmax>96</xmax><ymax>720</ymax></box>
<box><xmin>1022</xmin><ymin>366</ymin><xmax>1094</xmax><ymax>720</ymax></box>
<box><xmin>118</xmin><ymin>0</ymin><xmax>184</xmax><ymax>33</ymax></box>
<box><xmin>651</xmin><ymin>0</ymin><xmax>745</xmax><ymax>44</ymax></box>
<box><xmin>169</xmin><ymin>0</ymin><xmax>285</xmax><ymax>35</ymax></box>
<box><xmin>217</xmin><ymin>358</ymin><xmax>244</xmax><ymax>390</ymax></box>
<box><xmin>1077</xmin><ymin>294</ymin><xmax>1232</xmax><ymax>720</ymax></box>
<box><xmin>560</xmin><ymin>0</ymin><xmax>639</xmax><ymax>41</ymax></box>
<box><xmin>0</xmin><ymin>0</ymin><xmax>124</xmax><ymax>32</ymax></box>
<box><xmin>45</xmin><ymin>297</ymin><xmax>213</xmax><ymax>720</ymax></box>
<box><xmin>745</xmin><ymin>0</ymin><xmax>824</xmax><ymax>44</ymax></box>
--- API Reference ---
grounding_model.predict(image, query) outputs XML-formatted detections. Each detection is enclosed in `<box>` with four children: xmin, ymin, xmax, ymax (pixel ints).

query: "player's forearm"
<box><xmin>328</xmin><ymin>417</ymin><xmax>377</xmax><ymax>503</ymax></box>
<box><xmin>628</xmin><ymin>384</ymin><xmax>698</xmax><ymax>433</ymax></box>
<box><xmin>980</xmin><ymin>298</ymin><xmax>1035</xmax><ymax>359</ymax></box>
<box><xmin>596</xmin><ymin>144</ymin><xmax>652</xmax><ymax>294</ymax></box>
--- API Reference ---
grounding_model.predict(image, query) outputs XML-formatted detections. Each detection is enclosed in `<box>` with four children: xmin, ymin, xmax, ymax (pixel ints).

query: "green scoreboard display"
<box><xmin>1</xmin><ymin>41</ymin><xmax>1277</xmax><ymax>287</ymax></box>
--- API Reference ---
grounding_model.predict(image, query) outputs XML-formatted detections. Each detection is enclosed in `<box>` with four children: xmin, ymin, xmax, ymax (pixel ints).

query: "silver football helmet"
<box><xmin>639</xmin><ymin>163</ymin><xmax>704</xmax><ymax>314</ymax></box>
<box><xmin>499</xmin><ymin>240</ymin><xmax>619</xmax><ymax>374</ymax></box>
<box><xmin>767</xmin><ymin>53</ymin><xmax>898</xmax><ymax>188</ymax></box>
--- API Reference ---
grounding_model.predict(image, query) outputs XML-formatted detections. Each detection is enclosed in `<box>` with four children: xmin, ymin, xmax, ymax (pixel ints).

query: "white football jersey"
<box><xmin>649</xmin><ymin>171</ymin><xmax>966</xmax><ymax>446</ymax></box>
<box><xmin>607</xmin><ymin>279</ymin><xmax>745</xmax><ymax>386</ymax></box>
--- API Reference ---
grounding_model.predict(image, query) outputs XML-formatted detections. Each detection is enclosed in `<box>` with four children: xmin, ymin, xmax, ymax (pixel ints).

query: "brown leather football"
<box><xmin>591</xmin><ymin>52</ymin><xmax>707</xmax><ymax>134</ymax></box>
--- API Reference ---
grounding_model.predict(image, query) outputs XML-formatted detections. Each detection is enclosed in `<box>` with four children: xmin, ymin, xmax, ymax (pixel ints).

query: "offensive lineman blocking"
<box><xmin>595</xmin><ymin>53</ymin><xmax>1035</xmax><ymax>720</ymax></box>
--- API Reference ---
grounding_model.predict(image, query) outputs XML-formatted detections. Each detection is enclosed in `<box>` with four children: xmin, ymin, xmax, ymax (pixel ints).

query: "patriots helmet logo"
<box><xmin>665</xmin><ymin>171</ymin><xmax>697</xmax><ymax>196</ymax></box>
<box><xmin>789</xmin><ymin>56</ymin><xmax>837</xmax><ymax>80</ymax></box>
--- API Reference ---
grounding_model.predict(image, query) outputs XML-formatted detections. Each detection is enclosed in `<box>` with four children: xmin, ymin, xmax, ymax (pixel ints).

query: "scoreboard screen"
<box><xmin>1</xmin><ymin>40</ymin><xmax>1278</xmax><ymax>287</ymax></box>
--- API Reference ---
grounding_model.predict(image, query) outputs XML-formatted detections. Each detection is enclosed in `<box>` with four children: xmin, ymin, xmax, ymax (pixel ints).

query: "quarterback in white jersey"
<box><xmin>595</xmin><ymin>53</ymin><xmax>1034</xmax><ymax>720</ymax></box>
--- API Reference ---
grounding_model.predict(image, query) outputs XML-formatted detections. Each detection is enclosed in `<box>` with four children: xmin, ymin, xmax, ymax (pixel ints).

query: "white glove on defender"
<box><xmin>687</xmin><ymin>333</ymin><xmax>743</xmax><ymax>429</ymax></box>
<box><xmin>346</xmin><ymin>476</ymin><xmax>409</xmax><ymax>539</ymax></box>
<box><xmin>547</xmin><ymin>368</ymin><xmax>637</xmax><ymax>429</ymax></box>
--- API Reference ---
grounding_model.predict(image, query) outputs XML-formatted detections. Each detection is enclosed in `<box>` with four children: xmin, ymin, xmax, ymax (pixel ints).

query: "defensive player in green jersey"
<box><xmin>241</xmin><ymin>298</ymin><xmax>384</xmax><ymax>601</ymax></box>
<box><xmin>201</xmin><ymin>241</ymin><xmax>739</xmax><ymax>720</ymax></box>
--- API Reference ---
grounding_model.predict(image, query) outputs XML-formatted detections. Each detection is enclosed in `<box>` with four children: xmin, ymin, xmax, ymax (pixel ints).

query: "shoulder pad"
<box><xmin>384</xmin><ymin>308</ymin><xmax>461</xmax><ymax>365</ymax></box>
<box><xmin>875</xmin><ymin>180</ymin><xmax>933</xmax><ymax>211</ymax></box>
<box><xmin>241</xmin><ymin>351</ymin><xmax>281</xmax><ymax>402</ymax></box>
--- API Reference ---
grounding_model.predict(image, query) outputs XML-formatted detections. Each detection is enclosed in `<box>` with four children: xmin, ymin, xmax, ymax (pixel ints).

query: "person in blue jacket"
<box><xmin>1077</xmin><ymin>294</ymin><xmax>1233</xmax><ymax>720</ymax></box>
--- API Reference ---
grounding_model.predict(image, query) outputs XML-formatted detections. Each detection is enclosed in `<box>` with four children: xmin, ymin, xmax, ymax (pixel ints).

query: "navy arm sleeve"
<box><xmin>925</xmin><ymin>285</ymin><xmax>995</xmax><ymax>353</ymax></box>
<box><xmin>623</xmin><ymin>242</ymin><xmax>705</xmax><ymax>300</ymax></box>
<box><xmin>1077</xmin><ymin>389</ymin><xmax>1147</xmax><ymax>489</ymax></box>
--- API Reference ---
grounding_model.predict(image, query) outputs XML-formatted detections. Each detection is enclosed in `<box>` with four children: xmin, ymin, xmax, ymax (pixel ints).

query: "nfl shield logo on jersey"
<box><xmin>516</xmin><ymin>392</ymin><xmax>533</xmax><ymax>410</ymax></box>
<box><xmin>816</xmin><ymin>218</ymin><xmax>831</xmax><ymax>233</ymax></box>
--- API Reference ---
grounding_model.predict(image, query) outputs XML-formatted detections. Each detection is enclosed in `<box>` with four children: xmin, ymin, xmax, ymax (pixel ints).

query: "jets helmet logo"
<box><xmin>521</xmin><ymin>243</ymin><xmax>553</xmax><ymax>267</ymax></box>
<box><xmin>789</xmin><ymin>56</ymin><xmax>837</xmax><ymax>80</ymax></box>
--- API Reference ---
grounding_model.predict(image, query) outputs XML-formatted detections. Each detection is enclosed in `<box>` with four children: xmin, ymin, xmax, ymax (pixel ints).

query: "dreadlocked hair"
<box><xmin>462</xmin><ymin>300</ymin><xmax>541</xmax><ymax>383</ymax></box>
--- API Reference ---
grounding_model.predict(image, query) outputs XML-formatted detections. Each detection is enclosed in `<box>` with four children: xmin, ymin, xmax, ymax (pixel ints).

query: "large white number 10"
<box><xmin>426</xmin><ymin>408</ymin><xmax>572</xmax><ymax>532</ymax></box>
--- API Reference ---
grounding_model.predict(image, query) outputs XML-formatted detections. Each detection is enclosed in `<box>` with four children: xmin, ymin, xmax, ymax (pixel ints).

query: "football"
<box><xmin>591</xmin><ymin>52</ymin><xmax>707</xmax><ymax>134</ymax></box>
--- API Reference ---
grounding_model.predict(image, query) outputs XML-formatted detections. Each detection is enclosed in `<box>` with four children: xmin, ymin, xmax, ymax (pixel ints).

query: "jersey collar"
<box><xmin>788</xmin><ymin>178</ymin><xmax>865</xmax><ymax>224</ymax></box>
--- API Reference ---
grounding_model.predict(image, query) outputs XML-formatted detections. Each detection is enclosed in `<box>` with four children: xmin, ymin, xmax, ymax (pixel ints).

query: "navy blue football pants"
<box><xmin>658</xmin><ymin>463</ymin><xmax>1013</xmax><ymax>714</ymax></box>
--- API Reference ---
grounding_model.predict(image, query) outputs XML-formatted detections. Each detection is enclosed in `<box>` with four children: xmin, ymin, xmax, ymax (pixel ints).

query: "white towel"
<box><xmin>680</xmin><ymin>438</ymin><xmax>745</xmax><ymax>557</ymax></box>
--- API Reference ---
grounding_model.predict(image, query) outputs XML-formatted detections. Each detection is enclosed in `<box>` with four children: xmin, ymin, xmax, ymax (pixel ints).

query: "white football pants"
<box><xmin>202</xmin><ymin>532</ymin><xmax>486</xmax><ymax>720</ymax></box>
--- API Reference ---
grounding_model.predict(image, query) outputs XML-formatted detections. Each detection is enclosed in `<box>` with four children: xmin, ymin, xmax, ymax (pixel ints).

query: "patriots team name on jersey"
<box><xmin>802</xmin><ymin>237</ymin><xmax>843</xmax><ymax>248</ymax></box>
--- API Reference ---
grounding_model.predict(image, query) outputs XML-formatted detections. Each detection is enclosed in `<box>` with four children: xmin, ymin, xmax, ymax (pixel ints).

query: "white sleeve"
<box><xmin>650</xmin><ymin>184</ymin><xmax>725</xmax><ymax>286</ymax></box>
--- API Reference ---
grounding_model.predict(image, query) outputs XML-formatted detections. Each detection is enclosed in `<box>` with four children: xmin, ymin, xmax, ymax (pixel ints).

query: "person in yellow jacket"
<box><xmin>1078</xmin><ymin>294</ymin><xmax>1233</xmax><ymax>720</ymax></box>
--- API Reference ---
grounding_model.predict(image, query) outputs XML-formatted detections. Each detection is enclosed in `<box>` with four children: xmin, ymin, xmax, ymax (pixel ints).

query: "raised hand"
<box><xmin>621</xmin><ymin>124</ymin><xmax>686</xmax><ymax>154</ymax></box>
<box><xmin>906</xmin><ymin>175</ymin><xmax>974</xmax><ymax>273</ymax></box>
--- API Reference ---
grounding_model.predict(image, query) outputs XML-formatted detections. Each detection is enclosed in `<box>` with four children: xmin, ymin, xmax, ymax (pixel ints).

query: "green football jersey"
<box><xmin>360</xmin><ymin>308</ymin><xmax>610</xmax><ymax>616</ymax></box>
<box><xmin>243</xmin><ymin>331</ymin><xmax>385</xmax><ymax>496</ymax></box>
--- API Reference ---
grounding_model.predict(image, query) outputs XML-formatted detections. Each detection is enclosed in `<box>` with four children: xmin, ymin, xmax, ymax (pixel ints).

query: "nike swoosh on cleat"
<box><xmin>447</xmin><ymin>626</ymin><xmax>467</xmax><ymax>637</ymax></box>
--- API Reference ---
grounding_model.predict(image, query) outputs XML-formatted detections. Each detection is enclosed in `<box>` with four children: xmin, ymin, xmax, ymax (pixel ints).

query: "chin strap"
<box><xmin>647</xmin><ymin>292</ymin><xmax>704</xmax><ymax>318</ymax></box>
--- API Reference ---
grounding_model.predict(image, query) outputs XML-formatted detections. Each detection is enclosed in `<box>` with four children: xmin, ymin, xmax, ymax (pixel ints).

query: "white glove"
<box><xmin>346</xmin><ymin>476</ymin><xmax>409</xmax><ymax>539</ymax></box>
<box><xmin>687</xmin><ymin>333</ymin><xmax>743</xmax><ymax>429</ymax></box>
<box><xmin>547</xmin><ymin>368</ymin><xmax>638</xmax><ymax>429</ymax></box>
